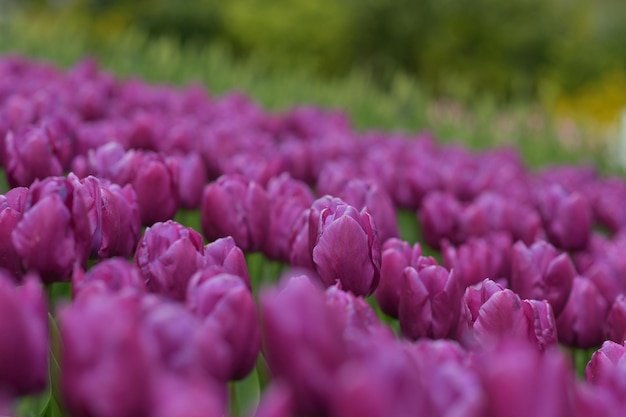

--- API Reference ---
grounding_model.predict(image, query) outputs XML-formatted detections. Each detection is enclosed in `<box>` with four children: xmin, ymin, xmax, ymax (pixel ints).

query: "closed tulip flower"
<box><xmin>203</xmin><ymin>236</ymin><xmax>251</xmax><ymax>289</ymax></box>
<box><xmin>135</xmin><ymin>220</ymin><xmax>206</xmax><ymax>301</ymax></box>
<box><xmin>375</xmin><ymin>238</ymin><xmax>437</xmax><ymax>318</ymax></box>
<box><xmin>0</xmin><ymin>187</ymin><xmax>28</xmax><ymax>279</ymax></box>
<box><xmin>399</xmin><ymin>265</ymin><xmax>462</xmax><ymax>340</ymax></box>
<box><xmin>201</xmin><ymin>175</ymin><xmax>269</xmax><ymax>253</ymax></box>
<box><xmin>72</xmin><ymin>257</ymin><xmax>145</xmax><ymax>299</ymax></box>
<box><xmin>607</xmin><ymin>295</ymin><xmax>626</xmax><ymax>343</ymax></box>
<box><xmin>166</xmin><ymin>152</ymin><xmax>207</xmax><ymax>210</ymax></box>
<box><xmin>419</xmin><ymin>191</ymin><xmax>463</xmax><ymax>249</ymax></box>
<box><xmin>0</xmin><ymin>274</ymin><xmax>48</xmax><ymax>397</ymax></box>
<box><xmin>131</xmin><ymin>152</ymin><xmax>180</xmax><ymax>225</ymax></box>
<box><xmin>187</xmin><ymin>273</ymin><xmax>260</xmax><ymax>381</ymax></box>
<box><xmin>510</xmin><ymin>240</ymin><xmax>576</xmax><ymax>317</ymax></box>
<box><xmin>556</xmin><ymin>276</ymin><xmax>609</xmax><ymax>348</ymax></box>
<box><xmin>308</xmin><ymin>196</ymin><xmax>381</xmax><ymax>296</ymax></box>
<box><xmin>98</xmin><ymin>182</ymin><xmax>141</xmax><ymax>258</ymax></box>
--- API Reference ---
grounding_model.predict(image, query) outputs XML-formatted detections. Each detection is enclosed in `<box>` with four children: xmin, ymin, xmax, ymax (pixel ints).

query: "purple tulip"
<box><xmin>308</xmin><ymin>196</ymin><xmax>381</xmax><ymax>296</ymax></box>
<box><xmin>166</xmin><ymin>152</ymin><xmax>207</xmax><ymax>210</ymax></box>
<box><xmin>4</xmin><ymin>124</ymin><xmax>65</xmax><ymax>187</ymax></box>
<box><xmin>457</xmin><ymin>279</ymin><xmax>557</xmax><ymax>351</ymax></box>
<box><xmin>375</xmin><ymin>238</ymin><xmax>435</xmax><ymax>318</ymax></box>
<box><xmin>186</xmin><ymin>273</ymin><xmax>260</xmax><ymax>381</ymax></box>
<box><xmin>152</xmin><ymin>374</ymin><xmax>227</xmax><ymax>417</ymax></box>
<box><xmin>287</xmin><ymin>209</ymin><xmax>315</xmax><ymax>270</ymax></box>
<box><xmin>0</xmin><ymin>187</ymin><xmax>28</xmax><ymax>279</ymax></box>
<box><xmin>478</xmin><ymin>342</ymin><xmax>577</xmax><ymax>417</ymax></box>
<box><xmin>265</xmin><ymin>173</ymin><xmax>315</xmax><ymax>262</ymax></box>
<box><xmin>72</xmin><ymin>258</ymin><xmax>145</xmax><ymax>299</ymax></box>
<box><xmin>509</xmin><ymin>240</ymin><xmax>576</xmax><ymax>317</ymax></box>
<box><xmin>59</xmin><ymin>292</ymin><xmax>156</xmax><ymax>417</ymax></box>
<box><xmin>590</xmin><ymin>177</ymin><xmax>626</xmax><ymax>233</ymax></box>
<box><xmin>607</xmin><ymin>295</ymin><xmax>626</xmax><ymax>343</ymax></box>
<box><xmin>586</xmin><ymin>340</ymin><xmax>626</xmax><ymax>409</ymax></box>
<box><xmin>260</xmin><ymin>276</ymin><xmax>346</xmax><ymax>416</ymax></box>
<box><xmin>98</xmin><ymin>182</ymin><xmax>141</xmax><ymax>258</ymax></box>
<box><xmin>399</xmin><ymin>264</ymin><xmax>462</xmax><ymax>340</ymax></box>
<box><xmin>135</xmin><ymin>220</ymin><xmax>206</xmax><ymax>301</ymax></box>
<box><xmin>326</xmin><ymin>284</ymin><xmax>388</xmax><ymax>341</ymax></box>
<box><xmin>419</xmin><ymin>191</ymin><xmax>462</xmax><ymax>249</ymax></box>
<box><xmin>201</xmin><ymin>175</ymin><xmax>269</xmax><ymax>252</ymax></box>
<box><xmin>12</xmin><ymin>176</ymin><xmax>91</xmax><ymax>282</ymax></box>
<box><xmin>556</xmin><ymin>276</ymin><xmax>609</xmax><ymax>348</ymax></box>
<box><xmin>442</xmin><ymin>233</ymin><xmax>512</xmax><ymax>288</ymax></box>
<box><xmin>203</xmin><ymin>236</ymin><xmax>251</xmax><ymax>288</ymax></box>
<box><xmin>251</xmin><ymin>382</ymin><xmax>294</xmax><ymax>417</ymax></box>
<box><xmin>0</xmin><ymin>274</ymin><xmax>48</xmax><ymax>397</ymax></box>
<box><xmin>536</xmin><ymin>184</ymin><xmax>593</xmax><ymax>251</ymax></box>
<box><xmin>336</xmin><ymin>178</ymin><xmax>400</xmax><ymax>244</ymax></box>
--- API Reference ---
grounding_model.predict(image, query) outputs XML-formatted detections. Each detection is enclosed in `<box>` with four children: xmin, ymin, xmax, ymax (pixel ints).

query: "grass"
<box><xmin>0</xmin><ymin>10</ymin><xmax>614</xmax><ymax>172</ymax></box>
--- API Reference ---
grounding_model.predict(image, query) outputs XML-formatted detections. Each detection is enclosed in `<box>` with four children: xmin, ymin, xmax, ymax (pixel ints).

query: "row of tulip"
<box><xmin>2</xmin><ymin>55</ymin><xmax>626</xmax><ymax>416</ymax></box>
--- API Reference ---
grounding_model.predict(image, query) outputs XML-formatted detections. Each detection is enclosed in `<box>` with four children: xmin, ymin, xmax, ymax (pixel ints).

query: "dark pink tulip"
<box><xmin>584</xmin><ymin>238</ymin><xmax>626</xmax><ymax>304</ymax></box>
<box><xmin>399</xmin><ymin>265</ymin><xmax>462</xmax><ymax>340</ymax></box>
<box><xmin>376</xmin><ymin>238</ymin><xmax>435</xmax><ymax>318</ymax></box>
<box><xmin>287</xmin><ymin>209</ymin><xmax>315</xmax><ymax>270</ymax></box>
<box><xmin>325</xmin><ymin>284</ymin><xmax>387</xmax><ymax>340</ymax></box>
<box><xmin>260</xmin><ymin>276</ymin><xmax>346</xmax><ymax>416</ymax></box>
<box><xmin>187</xmin><ymin>273</ymin><xmax>260</xmax><ymax>381</ymax></box>
<box><xmin>308</xmin><ymin>196</ymin><xmax>381</xmax><ymax>296</ymax></box>
<box><xmin>59</xmin><ymin>292</ymin><xmax>156</xmax><ymax>417</ymax></box>
<box><xmin>442</xmin><ymin>233</ymin><xmax>513</xmax><ymax>288</ymax></box>
<box><xmin>135</xmin><ymin>220</ymin><xmax>206</xmax><ymax>301</ymax></box>
<box><xmin>0</xmin><ymin>187</ymin><xmax>28</xmax><ymax>279</ymax></box>
<box><xmin>510</xmin><ymin>240</ymin><xmax>575</xmax><ymax>317</ymax></box>
<box><xmin>131</xmin><ymin>152</ymin><xmax>180</xmax><ymax>225</ymax></box>
<box><xmin>607</xmin><ymin>295</ymin><xmax>626</xmax><ymax>343</ymax></box>
<box><xmin>4</xmin><ymin>125</ymin><xmax>64</xmax><ymax>187</ymax></box>
<box><xmin>336</xmin><ymin>178</ymin><xmax>399</xmax><ymax>243</ymax></box>
<box><xmin>219</xmin><ymin>151</ymin><xmax>283</xmax><ymax>186</ymax></box>
<box><xmin>537</xmin><ymin>185</ymin><xmax>593</xmax><ymax>251</ymax></box>
<box><xmin>265</xmin><ymin>173</ymin><xmax>315</xmax><ymax>262</ymax></box>
<box><xmin>98</xmin><ymin>182</ymin><xmax>141</xmax><ymax>258</ymax></box>
<box><xmin>152</xmin><ymin>374</ymin><xmax>227</xmax><ymax>417</ymax></box>
<box><xmin>251</xmin><ymin>382</ymin><xmax>294</xmax><ymax>417</ymax></box>
<box><xmin>72</xmin><ymin>258</ymin><xmax>145</xmax><ymax>299</ymax></box>
<box><xmin>419</xmin><ymin>191</ymin><xmax>462</xmax><ymax>249</ymax></box>
<box><xmin>12</xmin><ymin>177</ymin><xmax>90</xmax><ymax>282</ymax></box>
<box><xmin>166</xmin><ymin>152</ymin><xmax>207</xmax><ymax>209</ymax></box>
<box><xmin>201</xmin><ymin>175</ymin><xmax>269</xmax><ymax>252</ymax></box>
<box><xmin>586</xmin><ymin>340</ymin><xmax>626</xmax><ymax>388</ymax></box>
<box><xmin>203</xmin><ymin>236</ymin><xmax>251</xmax><ymax>288</ymax></box>
<box><xmin>0</xmin><ymin>274</ymin><xmax>48</xmax><ymax>397</ymax></box>
<box><xmin>575</xmin><ymin>383</ymin><xmax>622</xmax><ymax>417</ymax></box>
<box><xmin>457</xmin><ymin>279</ymin><xmax>557</xmax><ymax>351</ymax></box>
<box><xmin>557</xmin><ymin>276</ymin><xmax>609</xmax><ymax>348</ymax></box>
<box><xmin>478</xmin><ymin>342</ymin><xmax>577</xmax><ymax>417</ymax></box>
<box><xmin>590</xmin><ymin>177</ymin><xmax>626</xmax><ymax>233</ymax></box>
<box><xmin>315</xmin><ymin>160</ymin><xmax>360</xmax><ymax>197</ymax></box>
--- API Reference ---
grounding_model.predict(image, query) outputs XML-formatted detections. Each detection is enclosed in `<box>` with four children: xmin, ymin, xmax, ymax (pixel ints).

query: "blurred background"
<box><xmin>1</xmin><ymin>0</ymin><xmax>626</xmax><ymax>168</ymax></box>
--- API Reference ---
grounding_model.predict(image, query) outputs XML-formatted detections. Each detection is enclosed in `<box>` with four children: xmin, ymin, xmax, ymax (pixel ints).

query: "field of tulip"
<box><xmin>2</xmin><ymin>53</ymin><xmax>626</xmax><ymax>417</ymax></box>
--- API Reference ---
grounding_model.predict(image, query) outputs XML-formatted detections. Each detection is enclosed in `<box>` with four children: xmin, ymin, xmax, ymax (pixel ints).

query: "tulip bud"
<box><xmin>586</xmin><ymin>340</ymin><xmax>626</xmax><ymax>388</ymax></box>
<box><xmin>59</xmin><ymin>292</ymin><xmax>156</xmax><ymax>417</ymax></box>
<box><xmin>260</xmin><ymin>276</ymin><xmax>346</xmax><ymax>416</ymax></box>
<box><xmin>510</xmin><ymin>240</ymin><xmax>575</xmax><ymax>317</ymax></box>
<box><xmin>265</xmin><ymin>173</ymin><xmax>314</xmax><ymax>262</ymax></box>
<box><xmin>166</xmin><ymin>152</ymin><xmax>207</xmax><ymax>210</ymax></box>
<box><xmin>309</xmin><ymin>196</ymin><xmax>381</xmax><ymax>296</ymax></box>
<box><xmin>135</xmin><ymin>220</ymin><xmax>206</xmax><ymax>301</ymax></box>
<box><xmin>376</xmin><ymin>238</ymin><xmax>433</xmax><ymax>318</ymax></box>
<box><xmin>399</xmin><ymin>265</ymin><xmax>462</xmax><ymax>340</ymax></box>
<box><xmin>557</xmin><ymin>276</ymin><xmax>609</xmax><ymax>348</ymax></box>
<box><xmin>0</xmin><ymin>274</ymin><xmax>48</xmax><ymax>397</ymax></box>
<box><xmin>4</xmin><ymin>125</ymin><xmax>64</xmax><ymax>187</ymax></box>
<box><xmin>0</xmin><ymin>187</ymin><xmax>28</xmax><ymax>279</ymax></box>
<box><xmin>132</xmin><ymin>152</ymin><xmax>180</xmax><ymax>225</ymax></box>
<box><xmin>12</xmin><ymin>176</ymin><xmax>91</xmax><ymax>282</ymax></box>
<box><xmin>326</xmin><ymin>284</ymin><xmax>386</xmax><ymax>339</ymax></box>
<box><xmin>73</xmin><ymin>258</ymin><xmax>145</xmax><ymax>299</ymax></box>
<box><xmin>203</xmin><ymin>236</ymin><xmax>251</xmax><ymax>288</ymax></box>
<box><xmin>201</xmin><ymin>175</ymin><xmax>269</xmax><ymax>252</ymax></box>
<box><xmin>419</xmin><ymin>192</ymin><xmax>462</xmax><ymax>248</ymax></box>
<box><xmin>537</xmin><ymin>185</ymin><xmax>592</xmax><ymax>251</ymax></box>
<box><xmin>458</xmin><ymin>279</ymin><xmax>557</xmax><ymax>351</ymax></box>
<box><xmin>607</xmin><ymin>295</ymin><xmax>626</xmax><ymax>343</ymax></box>
<box><xmin>336</xmin><ymin>179</ymin><xmax>400</xmax><ymax>244</ymax></box>
<box><xmin>98</xmin><ymin>182</ymin><xmax>141</xmax><ymax>258</ymax></box>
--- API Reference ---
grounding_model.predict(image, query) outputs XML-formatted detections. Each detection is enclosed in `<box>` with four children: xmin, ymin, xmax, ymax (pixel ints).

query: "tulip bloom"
<box><xmin>0</xmin><ymin>274</ymin><xmax>48</xmax><ymax>398</ymax></box>
<box><xmin>399</xmin><ymin>265</ymin><xmax>462</xmax><ymax>340</ymax></box>
<box><xmin>509</xmin><ymin>240</ymin><xmax>575</xmax><ymax>317</ymax></box>
<box><xmin>419</xmin><ymin>192</ymin><xmax>462</xmax><ymax>249</ymax></box>
<box><xmin>72</xmin><ymin>257</ymin><xmax>145</xmax><ymax>299</ymax></box>
<box><xmin>203</xmin><ymin>236</ymin><xmax>251</xmax><ymax>289</ymax></box>
<box><xmin>308</xmin><ymin>197</ymin><xmax>381</xmax><ymax>296</ymax></box>
<box><xmin>135</xmin><ymin>220</ymin><xmax>206</xmax><ymax>301</ymax></box>
<box><xmin>607</xmin><ymin>295</ymin><xmax>626</xmax><ymax>343</ymax></box>
<box><xmin>201</xmin><ymin>175</ymin><xmax>269</xmax><ymax>252</ymax></box>
<box><xmin>0</xmin><ymin>187</ymin><xmax>28</xmax><ymax>279</ymax></box>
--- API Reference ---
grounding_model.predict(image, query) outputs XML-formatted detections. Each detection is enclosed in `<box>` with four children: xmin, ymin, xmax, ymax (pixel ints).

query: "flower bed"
<box><xmin>1</xmin><ymin>55</ymin><xmax>626</xmax><ymax>417</ymax></box>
